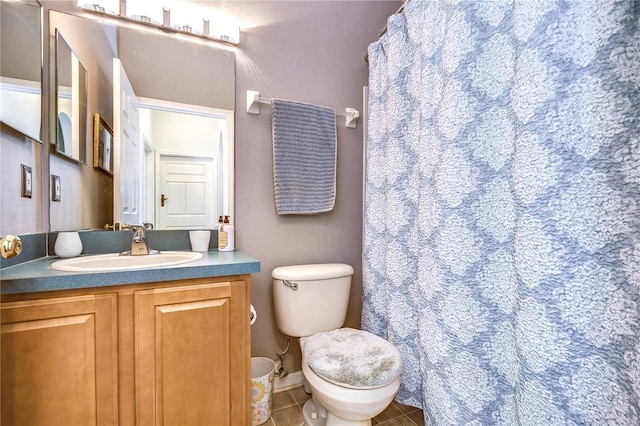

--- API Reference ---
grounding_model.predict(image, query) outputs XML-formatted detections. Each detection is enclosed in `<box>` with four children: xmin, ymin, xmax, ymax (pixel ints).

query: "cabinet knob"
<box><xmin>0</xmin><ymin>234</ymin><xmax>22</xmax><ymax>259</ymax></box>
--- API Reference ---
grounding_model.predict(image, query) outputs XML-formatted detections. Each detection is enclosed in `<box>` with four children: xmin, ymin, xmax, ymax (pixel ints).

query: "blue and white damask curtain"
<box><xmin>362</xmin><ymin>0</ymin><xmax>640</xmax><ymax>424</ymax></box>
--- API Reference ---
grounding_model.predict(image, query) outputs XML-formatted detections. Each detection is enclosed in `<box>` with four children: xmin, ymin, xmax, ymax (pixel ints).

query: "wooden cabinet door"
<box><xmin>1</xmin><ymin>293</ymin><xmax>118</xmax><ymax>426</ymax></box>
<box><xmin>135</xmin><ymin>280</ymin><xmax>249</xmax><ymax>426</ymax></box>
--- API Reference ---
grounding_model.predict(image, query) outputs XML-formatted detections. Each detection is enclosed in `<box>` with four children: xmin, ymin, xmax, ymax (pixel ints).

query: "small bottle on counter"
<box><xmin>218</xmin><ymin>215</ymin><xmax>235</xmax><ymax>251</ymax></box>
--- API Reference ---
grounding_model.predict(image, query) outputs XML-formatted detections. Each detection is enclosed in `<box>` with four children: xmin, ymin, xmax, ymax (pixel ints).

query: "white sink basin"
<box><xmin>50</xmin><ymin>251</ymin><xmax>204</xmax><ymax>272</ymax></box>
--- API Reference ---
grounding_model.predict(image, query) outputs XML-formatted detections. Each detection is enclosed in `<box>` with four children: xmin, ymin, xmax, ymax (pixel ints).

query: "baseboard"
<box><xmin>274</xmin><ymin>370</ymin><xmax>304</xmax><ymax>392</ymax></box>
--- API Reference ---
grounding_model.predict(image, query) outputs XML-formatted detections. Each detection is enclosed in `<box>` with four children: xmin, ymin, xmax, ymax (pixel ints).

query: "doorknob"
<box><xmin>161</xmin><ymin>193</ymin><xmax>169</xmax><ymax>207</ymax></box>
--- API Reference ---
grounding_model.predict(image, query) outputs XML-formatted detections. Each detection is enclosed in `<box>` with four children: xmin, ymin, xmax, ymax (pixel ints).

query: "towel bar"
<box><xmin>246</xmin><ymin>90</ymin><xmax>359</xmax><ymax>129</ymax></box>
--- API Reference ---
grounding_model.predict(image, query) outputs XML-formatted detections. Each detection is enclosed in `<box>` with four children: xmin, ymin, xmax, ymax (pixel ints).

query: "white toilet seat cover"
<box><xmin>302</xmin><ymin>328</ymin><xmax>402</xmax><ymax>389</ymax></box>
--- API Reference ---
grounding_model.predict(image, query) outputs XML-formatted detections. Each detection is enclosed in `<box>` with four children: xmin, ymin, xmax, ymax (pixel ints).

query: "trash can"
<box><xmin>251</xmin><ymin>357</ymin><xmax>276</xmax><ymax>426</ymax></box>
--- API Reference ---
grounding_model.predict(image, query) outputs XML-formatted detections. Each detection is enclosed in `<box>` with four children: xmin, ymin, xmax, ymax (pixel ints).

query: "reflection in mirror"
<box><xmin>54</xmin><ymin>29</ymin><xmax>88</xmax><ymax>163</ymax></box>
<box><xmin>0</xmin><ymin>0</ymin><xmax>43</xmax><ymax>143</ymax></box>
<box><xmin>138</xmin><ymin>99</ymin><xmax>233</xmax><ymax>230</ymax></box>
<box><xmin>93</xmin><ymin>113</ymin><xmax>113</xmax><ymax>175</ymax></box>
<box><xmin>48</xmin><ymin>11</ymin><xmax>235</xmax><ymax>232</ymax></box>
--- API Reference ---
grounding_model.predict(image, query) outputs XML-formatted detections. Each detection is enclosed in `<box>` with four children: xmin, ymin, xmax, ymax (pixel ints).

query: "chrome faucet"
<box><xmin>130</xmin><ymin>225</ymin><xmax>148</xmax><ymax>255</ymax></box>
<box><xmin>120</xmin><ymin>224</ymin><xmax>160</xmax><ymax>256</ymax></box>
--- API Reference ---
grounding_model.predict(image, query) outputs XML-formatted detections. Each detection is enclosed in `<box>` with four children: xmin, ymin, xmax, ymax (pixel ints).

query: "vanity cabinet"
<box><xmin>1</xmin><ymin>275</ymin><xmax>251</xmax><ymax>426</ymax></box>
<box><xmin>134</xmin><ymin>279</ymin><xmax>249</xmax><ymax>425</ymax></box>
<box><xmin>1</xmin><ymin>293</ymin><xmax>118</xmax><ymax>425</ymax></box>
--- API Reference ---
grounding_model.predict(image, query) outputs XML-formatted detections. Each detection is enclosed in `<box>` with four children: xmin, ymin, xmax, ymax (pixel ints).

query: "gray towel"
<box><xmin>272</xmin><ymin>98</ymin><xmax>337</xmax><ymax>215</ymax></box>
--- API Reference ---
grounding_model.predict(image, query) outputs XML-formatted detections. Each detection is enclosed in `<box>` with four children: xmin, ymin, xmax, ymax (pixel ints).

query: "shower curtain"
<box><xmin>362</xmin><ymin>0</ymin><xmax>640</xmax><ymax>424</ymax></box>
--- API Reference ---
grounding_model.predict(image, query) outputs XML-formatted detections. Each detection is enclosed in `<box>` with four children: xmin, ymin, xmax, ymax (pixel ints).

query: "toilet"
<box><xmin>272</xmin><ymin>264</ymin><xmax>402</xmax><ymax>426</ymax></box>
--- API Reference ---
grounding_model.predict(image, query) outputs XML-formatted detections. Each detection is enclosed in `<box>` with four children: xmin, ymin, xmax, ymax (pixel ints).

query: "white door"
<box><xmin>158</xmin><ymin>155</ymin><xmax>216</xmax><ymax>229</ymax></box>
<box><xmin>113</xmin><ymin>58</ymin><xmax>143</xmax><ymax>225</ymax></box>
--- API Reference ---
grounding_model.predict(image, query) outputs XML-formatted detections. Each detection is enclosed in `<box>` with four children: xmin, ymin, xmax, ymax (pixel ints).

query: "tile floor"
<box><xmin>262</xmin><ymin>386</ymin><xmax>425</xmax><ymax>426</ymax></box>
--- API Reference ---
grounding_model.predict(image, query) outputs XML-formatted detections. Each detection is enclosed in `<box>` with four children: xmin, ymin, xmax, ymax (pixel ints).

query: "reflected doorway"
<box><xmin>138</xmin><ymin>98</ymin><xmax>233</xmax><ymax>230</ymax></box>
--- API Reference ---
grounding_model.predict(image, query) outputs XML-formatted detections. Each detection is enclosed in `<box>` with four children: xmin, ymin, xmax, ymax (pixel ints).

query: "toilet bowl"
<box><xmin>272</xmin><ymin>264</ymin><xmax>402</xmax><ymax>426</ymax></box>
<box><xmin>301</xmin><ymin>347</ymin><xmax>401</xmax><ymax>425</ymax></box>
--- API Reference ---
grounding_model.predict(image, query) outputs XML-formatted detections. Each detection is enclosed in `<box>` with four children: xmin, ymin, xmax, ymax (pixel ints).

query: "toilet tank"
<box><xmin>272</xmin><ymin>263</ymin><xmax>354</xmax><ymax>337</ymax></box>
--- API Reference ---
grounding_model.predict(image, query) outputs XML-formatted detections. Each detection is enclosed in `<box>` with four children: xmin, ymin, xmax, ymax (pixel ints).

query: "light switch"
<box><xmin>21</xmin><ymin>164</ymin><xmax>32</xmax><ymax>198</ymax></box>
<box><xmin>52</xmin><ymin>175</ymin><xmax>61</xmax><ymax>201</ymax></box>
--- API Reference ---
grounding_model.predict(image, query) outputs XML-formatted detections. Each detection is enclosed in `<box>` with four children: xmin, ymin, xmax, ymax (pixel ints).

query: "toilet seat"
<box><xmin>301</xmin><ymin>328</ymin><xmax>402</xmax><ymax>389</ymax></box>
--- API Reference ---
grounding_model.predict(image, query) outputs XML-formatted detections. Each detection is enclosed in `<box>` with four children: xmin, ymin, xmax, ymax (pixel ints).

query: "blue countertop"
<box><xmin>1</xmin><ymin>250</ymin><xmax>260</xmax><ymax>295</ymax></box>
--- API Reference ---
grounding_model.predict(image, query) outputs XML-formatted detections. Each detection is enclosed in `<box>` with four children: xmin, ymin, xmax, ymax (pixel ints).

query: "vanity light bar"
<box><xmin>78</xmin><ymin>1</ymin><xmax>240</xmax><ymax>45</ymax></box>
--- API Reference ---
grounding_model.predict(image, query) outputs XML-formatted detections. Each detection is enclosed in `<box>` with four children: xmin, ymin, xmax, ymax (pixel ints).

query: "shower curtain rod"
<box><xmin>245</xmin><ymin>90</ymin><xmax>360</xmax><ymax>128</ymax></box>
<box><xmin>365</xmin><ymin>0</ymin><xmax>410</xmax><ymax>63</ymax></box>
<box><xmin>377</xmin><ymin>0</ymin><xmax>410</xmax><ymax>38</ymax></box>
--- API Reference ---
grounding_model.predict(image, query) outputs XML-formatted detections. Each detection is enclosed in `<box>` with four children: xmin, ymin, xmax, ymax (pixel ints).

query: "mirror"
<box><xmin>48</xmin><ymin>10</ymin><xmax>235</xmax><ymax>232</ymax></box>
<box><xmin>0</xmin><ymin>0</ymin><xmax>43</xmax><ymax>143</ymax></box>
<box><xmin>54</xmin><ymin>29</ymin><xmax>88</xmax><ymax>163</ymax></box>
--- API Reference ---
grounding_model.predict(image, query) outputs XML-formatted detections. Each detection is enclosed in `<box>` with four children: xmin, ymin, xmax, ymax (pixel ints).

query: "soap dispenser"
<box><xmin>218</xmin><ymin>215</ymin><xmax>235</xmax><ymax>251</ymax></box>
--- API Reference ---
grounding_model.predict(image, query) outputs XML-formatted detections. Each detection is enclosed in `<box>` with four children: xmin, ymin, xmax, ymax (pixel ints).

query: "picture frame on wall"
<box><xmin>93</xmin><ymin>113</ymin><xmax>114</xmax><ymax>176</ymax></box>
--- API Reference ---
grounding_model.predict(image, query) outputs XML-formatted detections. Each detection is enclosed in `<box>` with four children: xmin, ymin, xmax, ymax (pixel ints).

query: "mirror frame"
<box><xmin>53</xmin><ymin>28</ymin><xmax>88</xmax><ymax>164</ymax></box>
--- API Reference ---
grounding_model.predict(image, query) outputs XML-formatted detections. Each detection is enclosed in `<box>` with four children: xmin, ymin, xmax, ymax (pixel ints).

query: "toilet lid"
<box><xmin>302</xmin><ymin>328</ymin><xmax>402</xmax><ymax>389</ymax></box>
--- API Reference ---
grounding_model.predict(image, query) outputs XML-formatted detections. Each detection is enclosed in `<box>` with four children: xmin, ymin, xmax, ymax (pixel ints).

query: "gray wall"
<box><xmin>0</xmin><ymin>126</ymin><xmax>44</xmax><ymax>235</ymax></box>
<box><xmin>230</xmin><ymin>1</ymin><xmax>399</xmax><ymax>373</ymax></box>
